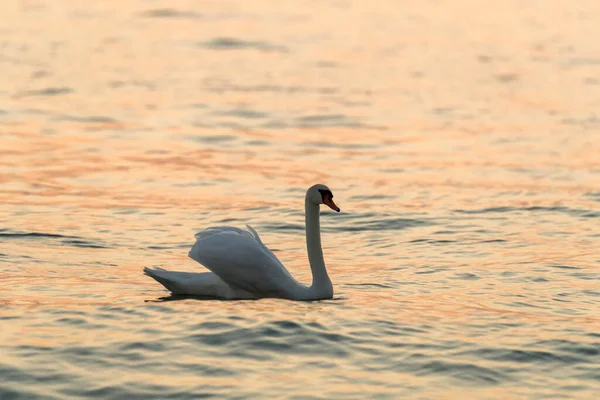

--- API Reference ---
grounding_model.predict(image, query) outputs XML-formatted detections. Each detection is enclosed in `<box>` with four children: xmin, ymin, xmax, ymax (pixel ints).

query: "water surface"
<box><xmin>1</xmin><ymin>0</ymin><xmax>599</xmax><ymax>399</ymax></box>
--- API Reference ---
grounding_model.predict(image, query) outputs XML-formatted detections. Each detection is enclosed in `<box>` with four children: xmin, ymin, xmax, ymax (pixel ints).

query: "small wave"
<box><xmin>0</xmin><ymin>230</ymin><xmax>75</xmax><ymax>239</ymax></box>
<box><xmin>138</xmin><ymin>8</ymin><xmax>202</xmax><ymax>19</ymax></box>
<box><xmin>118</xmin><ymin>341</ymin><xmax>167</xmax><ymax>353</ymax></box>
<box><xmin>343</xmin><ymin>217</ymin><xmax>432</xmax><ymax>232</ymax></box>
<box><xmin>54</xmin><ymin>114</ymin><xmax>120</xmax><ymax>124</ymax></box>
<box><xmin>458</xmin><ymin>346</ymin><xmax>587</xmax><ymax>364</ymax></box>
<box><xmin>586</xmin><ymin>192</ymin><xmax>600</xmax><ymax>202</ymax></box>
<box><xmin>61</xmin><ymin>239</ymin><xmax>109</xmax><ymax>249</ymax></box>
<box><xmin>452</xmin><ymin>273</ymin><xmax>480</xmax><ymax>280</ymax></box>
<box><xmin>14</xmin><ymin>87</ymin><xmax>73</xmax><ymax>98</ymax></box>
<box><xmin>350</xmin><ymin>194</ymin><xmax>397</xmax><ymax>201</ymax></box>
<box><xmin>262</xmin><ymin>215</ymin><xmax>430</xmax><ymax>233</ymax></box>
<box><xmin>187</xmin><ymin>134</ymin><xmax>237</xmax><ymax>144</ymax></box>
<box><xmin>549</xmin><ymin>265</ymin><xmax>582</xmax><ymax>270</ymax></box>
<box><xmin>304</xmin><ymin>141</ymin><xmax>378</xmax><ymax>149</ymax></box>
<box><xmin>186</xmin><ymin>320</ymin><xmax>351</xmax><ymax>359</ymax></box>
<box><xmin>0</xmin><ymin>362</ymin><xmax>72</xmax><ymax>393</ymax></box>
<box><xmin>568</xmin><ymin>272</ymin><xmax>599</xmax><ymax>281</ymax></box>
<box><xmin>96</xmin><ymin>306</ymin><xmax>150</xmax><ymax>318</ymax></box>
<box><xmin>344</xmin><ymin>283</ymin><xmax>394</xmax><ymax>288</ymax></box>
<box><xmin>531</xmin><ymin>340</ymin><xmax>600</xmax><ymax>357</ymax></box>
<box><xmin>414</xmin><ymin>360</ymin><xmax>506</xmax><ymax>384</ymax></box>
<box><xmin>454</xmin><ymin>206</ymin><xmax>597</xmax><ymax>219</ymax></box>
<box><xmin>410</xmin><ymin>238</ymin><xmax>455</xmax><ymax>245</ymax></box>
<box><xmin>0</xmin><ymin>366</ymin><xmax>59</xmax><ymax>400</ymax></box>
<box><xmin>294</xmin><ymin>114</ymin><xmax>364</xmax><ymax>129</ymax></box>
<box><xmin>212</xmin><ymin>108</ymin><xmax>268</xmax><ymax>120</ymax></box>
<box><xmin>203</xmin><ymin>81</ymin><xmax>337</xmax><ymax>96</ymax></box>
<box><xmin>414</xmin><ymin>266</ymin><xmax>447</xmax><ymax>275</ymax></box>
<box><xmin>562</xmin><ymin>115</ymin><xmax>600</xmax><ymax>129</ymax></box>
<box><xmin>200</xmin><ymin>37</ymin><xmax>288</xmax><ymax>53</ymax></box>
<box><xmin>146</xmin><ymin>244</ymin><xmax>182</xmax><ymax>250</ymax></box>
<box><xmin>0</xmin><ymin>230</ymin><xmax>109</xmax><ymax>249</ymax></box>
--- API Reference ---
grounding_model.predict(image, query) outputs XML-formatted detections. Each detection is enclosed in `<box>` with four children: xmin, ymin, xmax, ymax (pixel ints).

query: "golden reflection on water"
<box><xmin>1</xmin><ymin>0</ymin><xmax>600</xmax><ymax>398</ymax></box>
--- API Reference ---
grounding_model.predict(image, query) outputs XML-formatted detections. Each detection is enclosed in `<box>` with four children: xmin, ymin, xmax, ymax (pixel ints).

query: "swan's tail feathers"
<box><xmin>144</xmin><ymin>267</ymin><xmax>178</xmax><ymax>293</ymax></box>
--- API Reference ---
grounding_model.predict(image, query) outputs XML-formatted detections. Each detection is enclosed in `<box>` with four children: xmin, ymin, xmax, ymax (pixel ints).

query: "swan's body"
<box><xmin>144</xmin><ymin>184</ymin><xmax>340</xmax><ymax>300</ymax></box>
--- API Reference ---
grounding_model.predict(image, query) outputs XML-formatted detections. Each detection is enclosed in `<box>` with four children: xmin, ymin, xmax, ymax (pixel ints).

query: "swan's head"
<box><xmin>307</xmin><ymin>184</ymin><xmax>340</xmax><ymax>212</ymax></box>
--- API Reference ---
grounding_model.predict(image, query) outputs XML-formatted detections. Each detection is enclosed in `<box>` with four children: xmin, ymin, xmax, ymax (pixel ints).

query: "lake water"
<box><xmin>1</xmin><ymin>0</ymin><xmax>599</xmax><ymax>398</ymax></box>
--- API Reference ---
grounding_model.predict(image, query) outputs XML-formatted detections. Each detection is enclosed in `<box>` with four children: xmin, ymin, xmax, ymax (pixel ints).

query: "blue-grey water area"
<box><xmin>1</xmin><ymin>0</ymin><xmax>599</xmax><ymax>399</ymax></box>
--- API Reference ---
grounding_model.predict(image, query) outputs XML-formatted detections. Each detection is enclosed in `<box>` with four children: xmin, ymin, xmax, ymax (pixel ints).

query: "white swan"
<box><xmin>144</xmin><ymin>184</ymin><xmax>340</xmax><ymax>300</ymax></box>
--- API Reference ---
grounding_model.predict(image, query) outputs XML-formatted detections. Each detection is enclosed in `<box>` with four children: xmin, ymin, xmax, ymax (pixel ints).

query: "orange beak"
<box><xmin>324</xmin><ymin>197</ymin><xmax>340</xmax><ymax>212</ymax></box>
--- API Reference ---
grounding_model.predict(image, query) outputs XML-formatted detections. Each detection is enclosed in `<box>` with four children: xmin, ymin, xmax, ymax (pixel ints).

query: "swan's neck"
<box><xmin>305</xmin><ymin>198</ymin><xmax>333</xmax><ymax>298</ymax></box>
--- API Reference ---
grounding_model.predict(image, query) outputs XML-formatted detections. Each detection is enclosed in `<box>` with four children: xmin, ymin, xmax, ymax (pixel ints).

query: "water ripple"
<box><xmin>138</xmin><ymin>8</ymin><xmax>202</xmax><ymax>19</ymax></box>
<box><xmin>0</xmin><ymin>230</ymin><xmax>110</xmax><ymax>249</ymax></box>
<box><xmin>454</xmin><ymin>206</ymin><xmax>597</xmax><ymax>219</ymax></box>
<box><xmin>200</xmin><ymin>37</ymin><xmax>288</xmax><ymax>53</ymax></box>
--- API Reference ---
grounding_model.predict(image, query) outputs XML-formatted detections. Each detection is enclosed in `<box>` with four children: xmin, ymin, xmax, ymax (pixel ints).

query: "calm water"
<box><xmin>1</xmin><ymin>0</ymin><xmax>600</xmax><ymax>398</ymax></box>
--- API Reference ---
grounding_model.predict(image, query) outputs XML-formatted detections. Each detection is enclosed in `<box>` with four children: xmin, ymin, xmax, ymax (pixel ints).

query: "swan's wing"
<box><xmin>244</xmin><ymin>225</ymin><xmax>284</xmax><ymax>268</ymax></box>
<box><xmin>188</xmin><ymin>225</ymin><xmax>297</xmax><ymax>297</ymax></box>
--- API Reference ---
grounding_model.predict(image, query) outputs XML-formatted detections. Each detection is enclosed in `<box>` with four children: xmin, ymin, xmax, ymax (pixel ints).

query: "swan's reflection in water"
<box><xmin>145</xmin><ymin>294</ymin><xmax>233</xmax><ymax>303</ymax></box>
<box><xmin>146</xmin><ymin>295</ymin><xmax>348</xmax><ymax>303</ymax></box>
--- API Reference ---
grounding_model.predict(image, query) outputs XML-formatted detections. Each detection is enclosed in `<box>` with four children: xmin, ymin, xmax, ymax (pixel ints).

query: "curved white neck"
<box><xmin>305</xmin><ymin>196</ymin><xmax>333</xmax><ymax>298</ymax></box>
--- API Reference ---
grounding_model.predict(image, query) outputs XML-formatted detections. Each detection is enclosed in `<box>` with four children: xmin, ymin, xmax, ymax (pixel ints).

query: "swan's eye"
<box><xmin>318</xmin><ymin>189</ymin><xmax>333</xmax><ymax>202</ymax></box>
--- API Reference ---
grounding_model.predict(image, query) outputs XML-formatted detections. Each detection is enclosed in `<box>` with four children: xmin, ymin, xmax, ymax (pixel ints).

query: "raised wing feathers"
<box><xmin>188</xmin><ymin>225</ymin><xmax>297</xmax><ymax>297</ymax></box>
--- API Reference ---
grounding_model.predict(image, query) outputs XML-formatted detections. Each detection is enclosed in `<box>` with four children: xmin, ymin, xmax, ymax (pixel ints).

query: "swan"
<box><xmin>144</xmin><ymin>184</ymin><xmax>340</xmax><ymax>300</ymax></box>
